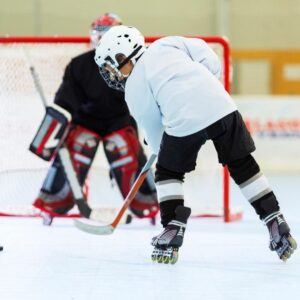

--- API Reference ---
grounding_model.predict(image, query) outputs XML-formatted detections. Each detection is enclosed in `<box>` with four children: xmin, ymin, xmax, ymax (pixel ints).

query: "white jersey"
<box><xmin>125</xmin><ymin>36</ymin><xmax>237</xmax><ymax>154</ymax></box>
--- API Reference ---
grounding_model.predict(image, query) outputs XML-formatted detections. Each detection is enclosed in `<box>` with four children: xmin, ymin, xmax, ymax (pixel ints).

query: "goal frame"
<box><xmin>0</xmin><ymin>35</ymin><xmax>241</xmax><ymax>222</ymax></box>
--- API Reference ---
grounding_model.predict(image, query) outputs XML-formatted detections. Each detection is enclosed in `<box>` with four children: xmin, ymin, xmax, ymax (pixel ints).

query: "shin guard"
<box><xmin>227</xmin><ymin>155</ymin><xmax>280</xmax><ymax>219</ymax></box>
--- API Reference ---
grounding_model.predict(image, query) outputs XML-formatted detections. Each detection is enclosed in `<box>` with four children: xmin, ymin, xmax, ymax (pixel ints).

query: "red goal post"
<box><xmin>0</xmin><ymin>35</ymin><xmax>241</xmax><ymax>222</ymax></box>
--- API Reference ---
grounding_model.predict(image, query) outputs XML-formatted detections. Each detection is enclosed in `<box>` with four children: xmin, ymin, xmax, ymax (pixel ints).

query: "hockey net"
<box><xmin>0</xmin><ymin>36</ymin><xmax>242</xmax><ymax>222</ymax></box>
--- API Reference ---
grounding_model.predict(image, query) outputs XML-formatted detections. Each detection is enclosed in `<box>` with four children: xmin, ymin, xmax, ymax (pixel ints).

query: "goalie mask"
<box><xmin>90</xmin><ymin>13</ymin><xmax>122</xmax><ymax>49</ymax></box>
<box><xmin>94</xmin><ymin>25</ymin><xmax>146</xmax><ymax>91</ymax></box>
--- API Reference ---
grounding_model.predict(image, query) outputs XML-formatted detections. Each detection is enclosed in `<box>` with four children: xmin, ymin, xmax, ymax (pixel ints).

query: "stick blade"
<box><xmin>74</xmin><ymin>219</ymin><xmax>114</xmax><ymax>235</ymax></box>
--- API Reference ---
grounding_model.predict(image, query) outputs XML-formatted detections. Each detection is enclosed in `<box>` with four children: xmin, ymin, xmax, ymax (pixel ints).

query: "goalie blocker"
<box><xmin>31</xmin><ymin>107</ymin><xmax>158</xmax><ymax>218</ymax></box>
<box><xmin>29</xmin><ymin>106</ymin><xmax>69</xmax><ymax>161</ymax></box>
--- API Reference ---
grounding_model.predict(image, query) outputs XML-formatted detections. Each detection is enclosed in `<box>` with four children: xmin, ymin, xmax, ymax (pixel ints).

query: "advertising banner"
<box><xmin>235</xmin><ymin>96</ymin><xmax>300</xmax><ymax>172</ymax></box>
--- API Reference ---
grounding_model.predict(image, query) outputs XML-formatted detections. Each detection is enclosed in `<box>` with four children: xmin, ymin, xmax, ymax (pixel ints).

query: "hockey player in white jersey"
<box><xmin>94</xmin><ymin>25</ymin><xmax>297</xmax><ymax>264</ymax></box>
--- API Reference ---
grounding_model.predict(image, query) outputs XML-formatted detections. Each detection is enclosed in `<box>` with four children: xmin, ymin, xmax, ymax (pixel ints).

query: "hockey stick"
<box><xmin>74</xmin><ymin>153</ymin><xmax>157</xmax><ymax>235</ymax></box>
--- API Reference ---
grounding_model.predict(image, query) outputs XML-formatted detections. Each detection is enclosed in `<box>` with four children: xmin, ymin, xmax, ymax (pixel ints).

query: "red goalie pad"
<box><xmin>29</xmin><ymin>107</ymin><xmax>69</xmax><ymax>161</ymax></box>
<box><xmin>33</xmin><ymin>123</ymin><xmax>158</xmax><ymax>219</ymax></box>
<box><xmin>103</xmin><ymin>126</ymin><xmax>159</xmax><ymax>219</ymax></box>
<box><xmin>33</xmin><ymin>124</ymin><xmax>100</xmax><ymax>215</ymax></box>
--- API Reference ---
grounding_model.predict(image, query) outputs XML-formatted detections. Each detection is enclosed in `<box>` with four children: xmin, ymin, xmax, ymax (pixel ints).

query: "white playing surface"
<box><xmin>0</xmin><ymin>174</ymin><xmax>299</xmax><ymax>300</ymax></box>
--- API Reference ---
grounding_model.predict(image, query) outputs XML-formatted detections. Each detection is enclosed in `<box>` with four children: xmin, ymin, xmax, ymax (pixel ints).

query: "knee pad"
<box><xmin>33</xmin><ymin>124</ymin><xmax>100</xmax><ymax>215</ymax></box>
<box><xmin>103</xmin><ymin>126</ymin><xmax>159</xmax><ymax>218</ymax></box>
<box><xmin>227</xmin><ymin>154</ymin><xmax>260</xmax><ymax>185</ymax></box>
<box><xmin>155</xmin><ymin>164</ymin><xmax>185</xmax><ymax>208</ymax></box>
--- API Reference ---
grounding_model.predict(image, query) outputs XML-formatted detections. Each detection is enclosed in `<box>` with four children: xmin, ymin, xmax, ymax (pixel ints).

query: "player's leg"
<box><xmin>212</xmin><ymin>111</ymin><xmax>297</xmax><ymax>261</ymax></box>
<box><xmin>228</xmin><ymin>155</ymin><xmax>296</xmax><ymax>260</ymax></box>
<box><xmin>103</xmin><ymin>126</ymin><xmax>159</xmax><ymax>219</ymax></box>
<box><xmin>33</xmin><ymin>124</ymin><xmax>101</xmax><ymax>217</ymax></box>
<box><xmin>151</xmin><ymin>131</ymin><xmax>207</xmax><ymax>263</ymax></box>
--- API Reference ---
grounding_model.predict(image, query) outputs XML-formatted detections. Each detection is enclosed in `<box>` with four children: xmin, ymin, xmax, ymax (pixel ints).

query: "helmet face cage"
<box><xmin>98</xmin><ymin>63</ymin><xmax>125</xmax><ymax>92</ymax></box>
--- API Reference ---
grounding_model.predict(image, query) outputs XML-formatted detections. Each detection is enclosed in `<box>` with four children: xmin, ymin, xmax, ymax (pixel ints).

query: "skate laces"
<box><xmin>151</xmin><ymin>220</ymin><xmax>186</xmax><ymax>246</ymax></box>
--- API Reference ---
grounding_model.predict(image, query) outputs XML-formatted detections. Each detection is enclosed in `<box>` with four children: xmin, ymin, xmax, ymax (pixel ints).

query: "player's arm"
<box><xmin>125</xmin><ymin>89</ymin><xmax>164</xmax><ymax>155</ymax></box>
<box><xmin>54</xmin><ymin>61</ymin><xmax>85</xmax><ymax>115</ymax></box>
<box><xmin>138</xmin><ymin>105</ymin><xmax>164</xmax><ymax>155</ymax></box>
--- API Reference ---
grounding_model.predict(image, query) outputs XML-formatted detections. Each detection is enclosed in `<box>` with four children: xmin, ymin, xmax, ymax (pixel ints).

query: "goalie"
<box><xmin>94</xmin><ymin>25</ymin><xmax>297</xmax><ymax>264</ymax></box>
<box><xmin>32</xmin><ymin>14</ymin><xmax>158</xmax><ymax>222</ymax></box>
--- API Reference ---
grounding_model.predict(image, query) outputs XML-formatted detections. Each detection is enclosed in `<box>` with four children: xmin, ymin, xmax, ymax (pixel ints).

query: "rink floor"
<box><xmin>0</xmin><ymin>174</ymin><xmax>300</xmax><ymax>300</ymax></box>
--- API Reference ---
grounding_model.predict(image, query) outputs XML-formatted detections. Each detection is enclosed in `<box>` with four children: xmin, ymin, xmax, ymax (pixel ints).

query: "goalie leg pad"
<box><xmin>34</xmin><ymin>156</ymin><xmax>74</xmax><ymax>215</ymax></box>
<box><xmin>33</xmin><ymin>124</ymin><xmax>101</xmax><ymax>215</ymax></box>
<box><xmin>65</xmin><ymin>124</ymin><xmax>101</xmax><ymax>185</ymax></box>
<box><xmin>103</xmin><ymin>126</ymin><xmax>159</xmax><ymax>218</ymax></box>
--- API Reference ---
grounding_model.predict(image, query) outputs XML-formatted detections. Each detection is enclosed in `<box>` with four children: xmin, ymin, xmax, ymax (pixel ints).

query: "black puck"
<box><xmin>0</xmin><ymin>246</ymin><xmax>3</xmax><ymax>251</ymax></box>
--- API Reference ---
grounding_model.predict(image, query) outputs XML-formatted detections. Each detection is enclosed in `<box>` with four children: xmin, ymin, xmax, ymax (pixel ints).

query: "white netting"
<box><xmin>0</xmin><ymin>37</ymin><xmax>239</xmax><ymax>220</ymax></box>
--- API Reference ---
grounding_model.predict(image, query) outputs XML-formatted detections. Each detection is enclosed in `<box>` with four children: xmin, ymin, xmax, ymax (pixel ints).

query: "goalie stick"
<box><xmin>24</xmin><ymin>49</ymin><xmax>108</xmax><ymax>222</ymax></box>
<box><xmin>74</xmin><ymin>154</ymin><xmax>157</xmax><ymax>235</ymax></box>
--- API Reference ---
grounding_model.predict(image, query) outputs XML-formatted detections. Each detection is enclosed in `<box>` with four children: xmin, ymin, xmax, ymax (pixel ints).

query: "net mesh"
<box><xmin>0</xmin><ymin>36</ymin><xmax>240</xmax><ymax>220</ymax></box>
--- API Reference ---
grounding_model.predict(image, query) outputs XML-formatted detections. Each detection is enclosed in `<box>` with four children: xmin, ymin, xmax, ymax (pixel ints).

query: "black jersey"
<box><xmin>54</xmin><ymin>50</ymin><xmax>133</xmax><ymax>135</ymax></box>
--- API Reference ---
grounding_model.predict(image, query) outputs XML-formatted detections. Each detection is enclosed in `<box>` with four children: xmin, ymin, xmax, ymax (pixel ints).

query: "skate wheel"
<box><xmin>157</xmin><ymin>256</ymin><xmax>163</xmax><ymax>263</ymax></box>
<box><xmin>162</xmin><ymin>256</ymin><xmax>169</xmax><ymax>264</ymax></box>
<box><xmin>280</xmin><ymin>236</ymin><xmax>297</xmax><ymax>262</ymax></box>
<box><xmin>170</xmin><ymin>258</ymin><xmax>178</xmax><ymax>264</ymax></box>
<box><xmin>170</xmin><ymin>249</ymin><xmax>179</xmax><ymax>264</ymax></box>
<box><xmin>281</xmin><ymin>254</ymin><xmax>288</xmax><ymax>262</ymax></box>
<box><xmin>288</xmin><ymin>236</ymin><xmax>297</xmax><ymax>250</ymax></box>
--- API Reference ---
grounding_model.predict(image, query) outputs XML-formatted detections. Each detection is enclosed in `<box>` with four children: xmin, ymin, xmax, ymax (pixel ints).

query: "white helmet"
<box><xmin>94</xmin><ymin>25</ymin><xmax>146</xmax><ymax>91</ymax></box>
